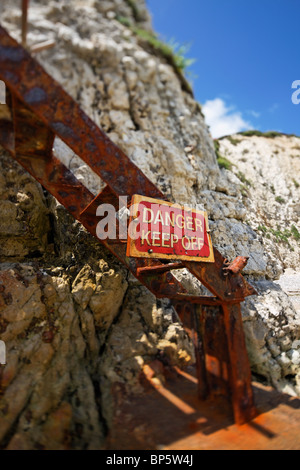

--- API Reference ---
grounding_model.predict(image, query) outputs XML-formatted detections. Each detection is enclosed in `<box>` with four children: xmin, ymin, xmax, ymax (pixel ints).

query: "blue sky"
<box><xmin>146</xmin><ymin>0</ymin><xmax>300</xmax><ymax>138</ymax></box>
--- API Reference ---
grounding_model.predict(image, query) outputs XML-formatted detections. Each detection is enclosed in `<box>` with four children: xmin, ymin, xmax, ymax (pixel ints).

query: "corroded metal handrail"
<box><xmin>0</xmin><ymin>24</ymin><xmax>257</xmax><ymax>424</ymax></box>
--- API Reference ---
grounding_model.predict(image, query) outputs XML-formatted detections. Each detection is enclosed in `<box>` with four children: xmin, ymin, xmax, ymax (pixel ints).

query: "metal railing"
<box><xmin>0</xmin><ymin>23</ymin><xmax>257</xmax><ymax>425</ymax></box>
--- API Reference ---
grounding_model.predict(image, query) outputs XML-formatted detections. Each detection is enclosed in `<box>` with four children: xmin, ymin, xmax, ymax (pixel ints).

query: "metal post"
<box><xmin>21</xmin><ymin>0</ymin><xmax>29</xmax><ymax>47</ymax></box>
<box><xmin>0</xmin><ymin>25</ymin><xmax>259</xmax><ymax>425</ymax></box>
<box><xmin>222</xmin><ymin>303</ymin><xmax>257</xmax><ymax>424</ymax></box>
<box><xmin>191</xmin><ymin>304</ymin><xmax>208</xmax><ymax>400</ymax></box>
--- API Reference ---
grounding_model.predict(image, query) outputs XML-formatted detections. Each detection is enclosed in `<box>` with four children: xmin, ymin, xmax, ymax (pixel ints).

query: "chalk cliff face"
<box><xmin>216</xmin><ymin>133</ymin><xmax>300</xmax><ymax>396</ymax></box>
<box><xmin>0</xmin><ymin>0</ymin><xmax>299</xmax><ymax>449</ymax></box>
<box><xmin>217</xmin><ymin>133</ymin><xmax>300</xmax><ymax>274</ymax></box>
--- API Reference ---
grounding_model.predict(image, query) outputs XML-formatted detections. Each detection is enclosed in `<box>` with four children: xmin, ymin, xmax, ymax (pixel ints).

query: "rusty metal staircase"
<box><xmin>0</xmin><ymin>24</ymin><xmax>258</xmax><ymax>425</ymax></box>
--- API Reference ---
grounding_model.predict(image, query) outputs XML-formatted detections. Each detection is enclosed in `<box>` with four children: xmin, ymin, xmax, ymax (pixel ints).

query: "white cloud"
<box><xmin>202</xmin><ymin>98</ymin><xmax>252</xmax><ymax>138</ymax></box>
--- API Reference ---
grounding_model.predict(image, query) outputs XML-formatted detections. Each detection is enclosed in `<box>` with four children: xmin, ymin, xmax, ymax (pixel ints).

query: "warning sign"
<box><xmin>126</xmin><ymin>195</ymin><xmax>214</xmax><ymax>262</ymax></box>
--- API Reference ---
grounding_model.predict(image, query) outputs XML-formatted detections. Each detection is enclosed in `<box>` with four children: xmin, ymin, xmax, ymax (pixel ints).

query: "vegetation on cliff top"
<box><xmin>116</xmin><ymin>15</ymin><xmax>195</xmax><ymax>78</ymax></box>
<box><xmin>218</xmin><ymin>130</ymin><xmax>300</xmax><ymax>140</ymax></box>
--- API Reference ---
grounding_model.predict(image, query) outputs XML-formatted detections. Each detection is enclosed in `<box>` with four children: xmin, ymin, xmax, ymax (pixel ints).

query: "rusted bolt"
<box><xmin>223</xmin><ymin>256</ymin><xmax>249</xmax><ymax>276</ymax></box>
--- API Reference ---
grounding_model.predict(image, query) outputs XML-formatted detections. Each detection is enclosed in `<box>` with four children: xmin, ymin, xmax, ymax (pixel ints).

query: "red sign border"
<box><xmin>126</xmin><ymin>194</ymin><xmax>215</xmax><ymax>263</ymax></box>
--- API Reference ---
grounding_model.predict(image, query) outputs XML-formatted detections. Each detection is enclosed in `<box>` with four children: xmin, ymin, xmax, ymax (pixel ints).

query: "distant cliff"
<box><xmin>216</xmin><ymin>131</ymin><xmax>300</xmax><ymax>275</ymax></box>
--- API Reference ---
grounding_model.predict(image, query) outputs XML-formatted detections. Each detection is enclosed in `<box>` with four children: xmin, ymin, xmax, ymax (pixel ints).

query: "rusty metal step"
<box><xmin>1</xmin><ymin>103</ymin><xmax>188</xmax><ymax>301</ymax></box>
<box><xmin>0</xmin><ymin>24</ymin><xmax>256</xmax><ymax>303</ymax></box>
<box><xmin>136</xmin><ymin>262</ymin><xmax>185</xmax><ymax>275</ymax></box>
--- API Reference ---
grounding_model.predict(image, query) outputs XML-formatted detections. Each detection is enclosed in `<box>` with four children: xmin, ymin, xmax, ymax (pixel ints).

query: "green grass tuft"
<box><xmin>217</xmin><ymin>156</ymin><xmax>233</xmax><ymax>170</ymax></box>
<box><xmin>238</xmin><ymin>130</ymin><xmax>299</xmax><ymax>138</ymax></box>
<box><xmin>293</xmin><ymin>179</ymin><xmax>299</xmax><ymax>188</ymax></box>
<box><xmin>116</xmin><ymin>15</ymin><xmax>132</xmax><ymax>27</ymax></box>
<box><xmin>125</xmin><ymin>0</ymin><xmax>140</xmax><ymax>20</ymax></box>
<box><xmin>133</xmin><ymin>28</ymin><xmax>195</xmax><ymax>71</ymax></box>
<box><xmin>291</xmin><ymin>225</ymin><xmax>300</xmax><ymax>241</ymax></box>
<box><xmin>227</xmin><ymin>136</ymin><xmax>241</xmax><ymax>146</ymax></box>
<box><xmin>257</xmin><ymin>224</ymin><xmax>299</xmax><ymax>244</ymax></box>
<box><xmin>116</xmin><ymin>16</ymin><xmax>195</xmax><ymax>75</ymax></box>
<box><xmin>236</xmin><ymin>171</ymin><xmax>252</xmax><ymax>187</ymax></box>
<box><xmin>214</xmin><ymin>141</ymin><xmax>233</xmax><ymax>170</ymax></box>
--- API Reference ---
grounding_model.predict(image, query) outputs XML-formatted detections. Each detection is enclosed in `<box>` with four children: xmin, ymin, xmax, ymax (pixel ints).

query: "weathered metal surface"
<box><xmin>172</xmin><ymin>294</ymin><xmax>226</xmax><ymax>306</ymax></box>
<box><xmin>201</xmin><ymin>306</ymin><xmax>231</xmax><ymax>398</ymax></box>
<box><xmin>223</xmin><ymin>256</ymin><xmax>249</xmax><ymax>276</ymax></box>
<box><xmin>21</xmin><ymin>0</ymin><xmax>30</xmax><ymax>47</ymax></box>
<box><xmin>0</xmin><ymin>25</ymin><xmax>259</xmax><ymax>425</ymax></box>
<box><xmin>191</xmin><ymin>305</ymin><xmax>209</xmax><ymax>400</ymax></box>
<box><xmin>79</xmin><ymin>187</ymin><xmax>189</xmax><ymax>298</ymax></box>
<box><xmin>222</xmin><ymin>303</ymin><xmax>257</xmax><ymax>424</ymax></box>
<box><xmin>0</xmin><ymin>25</ymin><xmax>164</xmax><ymax>201</ymax></box>
<box><xmin>172</xmin><ymin>301</ymin><xmax>256</xmax><ymax>424</ymax></box>
<box><xmin>137</xmin><ymin>262</ymin><xmax>184</xmax><ymax>276</ymax></box>
<box><xmin>2</xmin><ymin>100</ymin><xmax>189</xmax><ymax>300</ymax></box>
<box><xmin>12</xmin><ymin>96</ymin><xmax>95</xmax><ymax>217</ymax></box>
<box><xmin>174</xmin><ymin>303</ymin><xmax>229</xmax><ymax>407</ymax></box>
<box><xmin>127</xmin><ymin>194</ymin><xmax>215</xmax><ymax>263</ymax></box>
<box><xmin>184</xmin><ymin>250</ymin><xmax>257</xmax><ymax>302</ymax></box>
<box><xmin>0</xmin><ymin>24</ymin><xmax>257</xmax><ymax>303</ymax></box>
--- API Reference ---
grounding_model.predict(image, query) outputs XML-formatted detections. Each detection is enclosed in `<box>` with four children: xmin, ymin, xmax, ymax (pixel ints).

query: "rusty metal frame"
<box><xmin>0</xmin><ymin>24</ymin><xmax>257</xmax><ymax>424</ymax></box>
